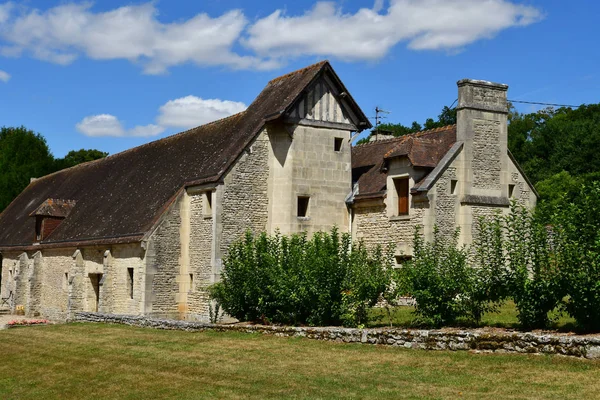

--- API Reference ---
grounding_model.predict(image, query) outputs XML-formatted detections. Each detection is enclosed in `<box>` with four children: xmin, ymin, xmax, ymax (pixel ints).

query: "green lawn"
<box><xmin>0</xmin><ymin>323</ymin><xmax>598</xmax><ymax>399</ymax></box>
<box><xmin>369</xmin><ymin>300</ymin><xmax>577</xmax><ymax>331</ymax></box>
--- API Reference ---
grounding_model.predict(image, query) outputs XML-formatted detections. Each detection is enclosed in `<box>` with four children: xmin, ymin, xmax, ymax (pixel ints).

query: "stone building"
<box><xmin>348</xmin><ymin>79</ymin><xmax>538</xmax><ymax>260</ymax></box>
<box><xmin>0</xmin><ymin>61</ymin><xmax>536</xmax><ymax>321</ymax></box>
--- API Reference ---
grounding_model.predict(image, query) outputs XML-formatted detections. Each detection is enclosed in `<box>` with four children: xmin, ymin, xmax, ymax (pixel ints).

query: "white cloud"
<box><xmin>244</xmin><ymin>0</ymin><xmax>544</xmax><ymax>60</ymax></box>
<box><xmin>0</xmin><ymin>69</ymin><xmax>10</xmax><ymax>82</ymax></box>
<box><xmin>157</xmin><ymin>96</ymin><xmax>247</xmax><ymax>129</ymax></box>
<box><xmin>76</xmin><ymin>96</ymin><xmax>247</xmax><ymax>137</ymax></box>
<box><xmin>0</xmin><ymin>1</ymin><xmax>542</xmax><ymax>72</ymax></box>
<box><xmin>128</xmin><ymin>124</ymin><xmax>165</xmax><ymax>137</ymax></box>
<box><xmin>76</xmin><ymin>114</ymin><xmax>125</xmax><ymax>137</ymax></box>
<box><xmin>0</xmin><ymin>2</ymin><xmax>269</xmax><ymax>74</ymax></box>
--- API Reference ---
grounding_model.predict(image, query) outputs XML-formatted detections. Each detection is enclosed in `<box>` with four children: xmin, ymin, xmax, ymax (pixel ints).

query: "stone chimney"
<box><xmin>456</xmin><ymin>79</ymin><xmax>509</xmax><ymax>198</ymax></box>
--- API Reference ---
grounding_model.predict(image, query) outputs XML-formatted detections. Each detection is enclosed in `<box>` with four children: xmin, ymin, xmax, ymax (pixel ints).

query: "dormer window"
<box><xmin>29</xmin><ymin>198</ymin><xmax>76</xmax><ymax>242</ymax></box>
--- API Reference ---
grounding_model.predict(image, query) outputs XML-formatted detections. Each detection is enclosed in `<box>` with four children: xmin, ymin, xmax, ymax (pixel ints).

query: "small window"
<box><xmin>297</xmin><ymin>196</ymin><xmax>310</xmax><ymax>217</ymax></box>
<box><xmin>508</xmin><ymin>184</ymin><xmax>515</xmax><ymax>198</ymax></box>
<box><xmin>394</xmin><ymin>178</ymin><xmax>409</xmax><ymax>215</ymax></box>
<box><xmin>127</xmin><ymin>268</ymin><xmax>134</xmax><ymax>299</ymax></box>
<box><xmin>450</xmin><ymin>179</ymin><xmax>458</xmax><ymax>195</ymax></box>
<box><xmin>334</xmin><ymin>137</ymin><xmax>343</xmax><ymax>152</ymax></box>
<box><xmin>395</xmin><ymin>255</ymin><xmax>412</xmax><ymax>266</ymax></box>
<box><xmin>63</xmin><ymin>273</ymin><xmax>69</xmax><ymax>290</ymax></box>
<box><xmin>189</xmin><ymin>273</ymin><xmax>194</xmax><ymax>292</ymax></box>
<box><xmin>35</xmin><ymin>217</ymin><xmax>43</xmax><ymax>241</ymax></box>
<box><xmin>203</xmin><ymin>192</ymin><xmax>213</xmax><ymax>218</ymax></box>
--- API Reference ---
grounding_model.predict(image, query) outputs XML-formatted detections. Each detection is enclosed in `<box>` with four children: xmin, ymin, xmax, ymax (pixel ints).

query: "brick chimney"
<box><xmin>456</xmin><ymin>79</ymin><xmax>509</xmax><ymax>198</ymax></box>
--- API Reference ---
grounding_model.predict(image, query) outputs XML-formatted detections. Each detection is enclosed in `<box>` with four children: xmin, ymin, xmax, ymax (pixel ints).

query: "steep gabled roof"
<box><xmin>351</xmin><ymin>125</ymin><xmax>457</xmax><ymax>200</ymax></box>
<box><xmin>0</xmin><ymin>60</ymin><xmax>367</xmax><ymax>250</ymax></box>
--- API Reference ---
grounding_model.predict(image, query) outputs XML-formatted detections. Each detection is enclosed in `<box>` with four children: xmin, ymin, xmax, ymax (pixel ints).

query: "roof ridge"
<box><xmin>268</xmin><ymin>60</ymin><xmax>329</xmax><ymax>84</ymax></box>
<box><xmin>353</xmin><ymin>124</ymin><xmax>457</xmax><ymax>147</ymax></box>
<box><xmin>29</xmin><ymin>111</ymin><xmax>248</xmax><ymax>184</ymax></box>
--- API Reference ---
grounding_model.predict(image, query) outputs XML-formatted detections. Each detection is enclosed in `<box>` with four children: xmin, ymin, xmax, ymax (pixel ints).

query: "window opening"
<box><xmin>189</xmin><ymin>273</ymin><xmax>194</xmax><ymax>292</ymax></box>
<box><xmin>451</xmin><ymin>179</ymin><xmax>458</xmax><ymax>195</ymax></box>
<box><xmin>334</xmin><ymin>137</ymin><xmax>343</xmax><ymax>152</ymax></box>
<box><xmin>508</xmin><ymin>184</ymin><xmax>515</xmax><ymax>198</ymax></box>
<box><xmin>297</xmin><ymin>196</ymin><xmax>310</xmax><ymax>217</ymax></box>
<box><xmin>204</xmin><ymin>192</ymin><xmax>213</xmax><ymax>217</ymax></box>
<box><xmin>394</xmin><ymin>178</ymin><xmax>409</xmax><ymax>215</ymax></box>
<box><xmin>127</xmin><ymin>268</ymin><xmax>134</xmax><ymax>299</ymax></box>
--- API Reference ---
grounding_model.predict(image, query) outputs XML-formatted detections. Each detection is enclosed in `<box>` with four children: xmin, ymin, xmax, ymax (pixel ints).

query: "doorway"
<box><xmin>89</xmin><ymin>273</ymin><xmax>102</xmax><ymax>312</ymax></box>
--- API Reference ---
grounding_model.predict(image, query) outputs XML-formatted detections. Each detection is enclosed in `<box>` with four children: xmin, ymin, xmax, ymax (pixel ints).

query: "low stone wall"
<box><xmin>73</xmin><ymin>312</ymin><xmax>600</xmax><ymax>360</ymax></box>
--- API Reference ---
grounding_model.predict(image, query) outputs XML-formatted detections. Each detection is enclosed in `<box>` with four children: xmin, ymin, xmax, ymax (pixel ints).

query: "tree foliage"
<box><xmin>0</xmin><ymin>126</ymin><xmax>108</xmax><ymax>212</ymax></box>
<box><xmin>356</xmin><ymin>105</ymin><xmax>457</xmax><ymax>145</ymax></box>
<box><xmin>209</xmin><ymin>228</ymin><xmax>394</xmax><ymax>327</ymax></box>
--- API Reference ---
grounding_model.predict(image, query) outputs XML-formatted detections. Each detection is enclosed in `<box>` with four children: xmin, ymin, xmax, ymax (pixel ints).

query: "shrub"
<box><xmin>210</xmin><ymin>228</ymin><xmax>393</xmax><ymax>327</ymax></box>
<box><xmin>553</xmin><ymin>183</ymin><xmax>600</xmax><ymax>330</ymax></box>
<box><xmin>504</xmin><ymin>204</ymin><xmax>561</xmax><ymax>329</ymax></box>
<box><xmin>397</xmin><ymin>227</ymin><xmax>472</xmax><ymax>327</ymax></box>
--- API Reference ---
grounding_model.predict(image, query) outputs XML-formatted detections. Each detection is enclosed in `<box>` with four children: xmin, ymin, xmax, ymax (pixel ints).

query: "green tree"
<box><xmin>0</xmin><ymin>126</ymin><xmax>109</xmax><ymax>213</ymax></box>
<box><xmin>54</xmin><ymin>149</ymin><xmax>108</xmax><ymax>170</ymax></box>
<box><xmin>355</xmin><ymin>104</ymin><xmax>458</xmax><ymax>145</ymax></box>
<box><xmin>0</xmin><ymin>126</ymin><xmax>55</xmax><ymax>211</ymax></box>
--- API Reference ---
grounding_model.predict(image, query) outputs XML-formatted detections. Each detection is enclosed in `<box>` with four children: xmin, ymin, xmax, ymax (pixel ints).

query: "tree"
<box><xmin>355</xmin><ymin>104</ymin><xmax>458</xmax><ymax>145</ymax></box>
<box><xmin>54</xmin><ymin>149</ymin><xmax>108</xmax><ymax>170</ymax></box>
<box><xmin>0</xmin><ymin>126</ymin><xmax>55</xmax><ymax>211</ymax></box>
<box><xmin>0</xmin><ymin>126</ymin><xmax>108</xmax><ymax>213</ymax></box>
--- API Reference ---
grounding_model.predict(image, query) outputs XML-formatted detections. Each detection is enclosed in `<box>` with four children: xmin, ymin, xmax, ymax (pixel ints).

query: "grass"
<box><xmin>369</xmin><ymin>300</ymin><xmax>577</xmax><ymax>331</ymax></box>
<box><xmin>0</xmin><ymin>323</ymin><xmax>599</xmax><ymax>399</ymax></box>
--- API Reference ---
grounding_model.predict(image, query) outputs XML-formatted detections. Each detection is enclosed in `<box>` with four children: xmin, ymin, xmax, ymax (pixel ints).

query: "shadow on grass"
<box><xmin>368</xmin><ymin>300</ymin><xmax>592</xmax><ymax>334</ymax></box>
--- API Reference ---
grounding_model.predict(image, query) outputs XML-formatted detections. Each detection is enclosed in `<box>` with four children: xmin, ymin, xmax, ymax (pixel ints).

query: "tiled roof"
<box><xmin>0</xmin><ymin>61</ymin><xmax>335</xmax><ymax>250</ymax></box>
<box><xmin>351</xmin><ymin>125</ymin><xmax>457</xmax><ymax>199</ymax></box>
<box><xmin>29</xmin><ymin>198</ymin><xmax>76</xmax><ymax>218</ymax></box>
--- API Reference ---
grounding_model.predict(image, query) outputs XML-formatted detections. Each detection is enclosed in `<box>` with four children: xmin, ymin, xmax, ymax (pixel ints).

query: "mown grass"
<box><xmin>369</xmin><ymin>300</ymin><xmax>577</xmax><ymax>331</ymax></box>
<box><xmin>0</xmin><ymin>323</ymin><xmax>599</xmax><ymax>399</ymax></box>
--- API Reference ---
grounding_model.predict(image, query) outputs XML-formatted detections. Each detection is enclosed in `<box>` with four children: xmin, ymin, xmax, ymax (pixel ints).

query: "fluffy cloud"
<box><xmin>76</xmin><ymin>114</ymin><xmax>125</xmax><ymax>137</ymax></box>
<box><xmin>0</xmin><ymin>69</ymin><xmax>9</xmax><ymax>82</ymax></box>
<box><xmin>0</xmin><ymin>2</ymin><xmax>269</xmax><ymax>74</ymax></box>
<box><xmin>157</xmin><ymin>96</ymin><xmax>247</xmax><ymax>129</ymax></box>
<box><xmin>76</xmin><ymin>97</ymin><xmax>247</xmax><ymax>137</ymax></box>
<box><xmin>0</xmin><ymin>1</ymin><xmax>542</xmax><ymax>72</ymax></box>
<box><xmin>245</xmin><ymin>0</ymin><xmax>543</xmax><ymax>60</ymax></box>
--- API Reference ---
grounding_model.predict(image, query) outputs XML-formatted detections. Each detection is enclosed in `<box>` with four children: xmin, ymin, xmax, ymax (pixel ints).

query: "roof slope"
<box><xmin>351</xmin><ymin>125</ymin><xmax>456</xmax><ymax>199</ymax></box>
<box><xmin>0</xmin><ymin>61</ymin><xmax>339</xmax><ymax>249</ymax></box>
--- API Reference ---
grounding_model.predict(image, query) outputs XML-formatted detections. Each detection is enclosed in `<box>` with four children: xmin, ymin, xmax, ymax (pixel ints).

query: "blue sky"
<box><xmin>0</xmin><ymin>0</ymin><xmax>598</xmax><ymax>157</ymax></box>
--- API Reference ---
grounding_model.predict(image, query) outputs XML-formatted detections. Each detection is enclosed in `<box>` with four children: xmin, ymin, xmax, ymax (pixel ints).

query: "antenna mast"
<box><xmin>374</xmin><ymin>106</ymin><xmax>390</xmax><ymax>140</ymax></box>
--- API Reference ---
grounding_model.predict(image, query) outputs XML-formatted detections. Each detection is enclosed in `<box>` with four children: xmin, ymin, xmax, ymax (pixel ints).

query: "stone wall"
<box><xmin>38</xmin><ymin>249</ymin><xmax>71</xmax><ymax>320</ymax></box>
<box><xmin>433</xmin><ymin>166</ymin><xmax>458</xmax><ymax>238</ymax></box>
<box><xmin>74</xmin><ymin>312</ymin><xmax>600</xmax><ymax>360</ymax></box>
<box><xmin>220</xmin><ymin>131</ymin><xmax>270</xmax><ymax>257</ymax></box>
<box><xmin>109</xmin><ymin>245</ymin><xmax>145</xmax><ymax>315</ymax></box>
<box><xmin>267</xmin><ymin>125</ymin><xmax>352</xmax><ymax>236</ymax></box>
<box><xmin>188</xmin><ymin>193</ymin><xmax>213</xmax><ymax>318</ymax></box>
<box><xmin>144</xmin><ymin>194</ymin><xmax>183</xmax><ymax>317</ymax></box>
<box><xmin>472</xmin><ymin>119</ymin><xmax>502</xmax><ymax>191</ymax></box>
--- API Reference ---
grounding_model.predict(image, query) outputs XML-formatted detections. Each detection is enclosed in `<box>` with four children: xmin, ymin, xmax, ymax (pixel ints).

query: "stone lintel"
<box><xmin>460</xmin><ymin>195</ymin><xmax>510</xmax><ymax>207</ymax></box>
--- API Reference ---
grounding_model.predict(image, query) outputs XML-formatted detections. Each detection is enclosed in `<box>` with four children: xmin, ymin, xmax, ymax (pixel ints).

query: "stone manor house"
<box><xmin>0</xmin><ymin>61</ymin><xmax>537</xmax><ymax>321</ymax></box>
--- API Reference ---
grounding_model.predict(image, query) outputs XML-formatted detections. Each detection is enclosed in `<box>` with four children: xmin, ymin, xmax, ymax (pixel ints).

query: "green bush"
<box><xmin>397</xmin><ymin>227</ymin><xmax>472</xmax><ymax>327</ymax></box>
<box><xmin>209</xmin><ymin>228</ymin><xmax>393</xmax><ymax>327</ymax></box>
<box><xmin>553</xmin><ymin>183</ymin><xmax>600</xmax><ymax>330</ymax></box>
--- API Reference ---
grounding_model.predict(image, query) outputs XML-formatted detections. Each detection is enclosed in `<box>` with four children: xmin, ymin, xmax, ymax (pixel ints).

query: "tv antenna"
<box><xmin>370</xmin><ymin>106</ymin><xmax>390</xmax><ymax>140</ymax></box>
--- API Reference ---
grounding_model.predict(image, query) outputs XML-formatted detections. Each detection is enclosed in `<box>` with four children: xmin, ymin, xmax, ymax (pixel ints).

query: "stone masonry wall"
<box><xmin>354</xmin><ymin>202</ymin><xmax>427</xmax><ymax>255</ymax></box>
<box><xmin>472</xmin><ymin>119</ymin><xmax>502</xmax><ymax>191</ymax></box>
<box><xmin>433</xmin><ymin>166</ymin><xmax>458</xmax><ymax>238</ymax></box>
<box><xmin>145</xmin><ymin>194</ymin><xmax>183</xmax><ymax>316</ymax></box>
<box><xmin>188</xmin><ymin>193</ymin><xmax>213</xmax><ymax>318</ymax></box>
<box><xmin>74</xmin><ymin>312</ymin><xmax>600</xmax><ymax>360</ymax></box>
<box><xmin>220</xmin><ymin>132</ymin><xmax>270</xmax><ymax>257</ymax></box>
<box><xmin>38</xmin><ymin>249</ymin><xmax>72</xmax><ymax>321</ymax></box>
<box><xmin>110</xmin><ymin>245</ymin><xmax>145</xmax><ymax>315</ymax></box>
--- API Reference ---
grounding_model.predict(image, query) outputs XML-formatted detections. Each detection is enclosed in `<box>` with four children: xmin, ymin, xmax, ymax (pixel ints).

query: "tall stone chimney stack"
<box><xmin>456</xmin><ymin>79</ymin><xmax>509</xmax><ymax>198</ymax></box>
